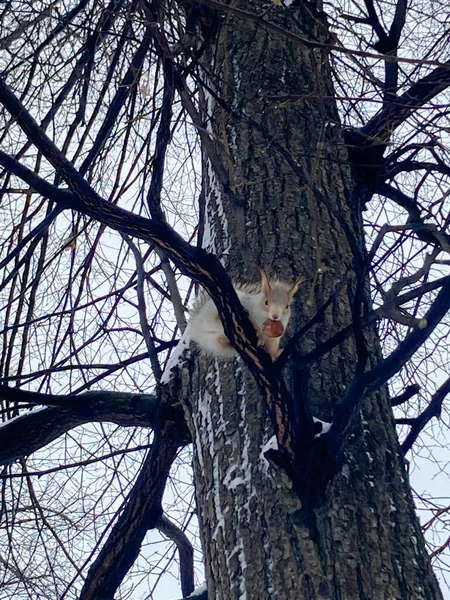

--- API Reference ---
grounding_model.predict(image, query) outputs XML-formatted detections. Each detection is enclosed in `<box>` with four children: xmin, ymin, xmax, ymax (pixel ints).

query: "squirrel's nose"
<box><xmin>272</xmin><ymin>314</ymin><xmax>279</xmax><ymax>320</ymax></box>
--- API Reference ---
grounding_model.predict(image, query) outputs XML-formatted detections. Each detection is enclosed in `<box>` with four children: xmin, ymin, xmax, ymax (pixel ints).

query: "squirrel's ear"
<box><xmin>287</xmin><ymin>275</ymin><xmax>305</xmax><ymax>298</ymax></box>
<box><xmin>259</xmin><ymin>268</ymin><xmax>271</xmax><ymax>294</ymax></box>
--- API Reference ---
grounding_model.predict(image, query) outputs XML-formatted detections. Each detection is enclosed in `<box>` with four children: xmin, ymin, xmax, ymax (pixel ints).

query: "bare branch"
<box><xmin>401</xmin><ymin>378</ymin><xmax>450</xmax><ymax>454</ymax></box>
<box><xmin>295</xmin><ymin>276</ymin><xmax>449</xmax><ymax>368</ymax></box>
<box><xmin>77</xmin><ymin>22</ymin><xmax>153</xmax><ymax>175</ymax></box>
<box><xmin>78</xmin><ymin>424</ymin><xmax>180</xmax><ymax>600</ymax></box>
<box><xmin>384</xmin><ymin>159</ymin><xmax>450</xmax><ymax>180</ymax></box>
<box><xmin>377</xmin><ymin>185</ymin><xmax>450</xmax><ymax>253</ymax></box>
<box><xmin>157</xmin><ymin>515</ymin><xmax>195</xmax><ymax>598</ymax></box>
<box><xmin>0</xmin><ymin>206</ymin><xmax>62</xmax><ymax>271</ymax></box>
<box><xmin>379</xmin><ymin>250</ymin><xmax>441</xmax><ymax>328</ymax></box>
<box><xmin>362</xmin><ymin>62</ymin><xmax>450</xmax><ymax>144</ymax></box>
<box><xmin>0</xmin><ymin>2</ymin><xmax>59</xmax><ymax>50</ymax></box>
<box><xmin>391</xmin><ymin>384</ymin><xmax>420</xmax><ymax>407</ymax></box>
<box><xmin>362</xmin><ymin>0</ymin><xmax>387</xmax><ymax>46</ymax></box>
<box><xmin>323</xmin><ymin>275</ymin><xmax>450</xmax><ymax>475</ymax></box>
<box><xmin>384</xmin><ymin>0</ymin><xmax>407</xmax><ymax>99</ymax></box>
<box><xmin>0</xmin><ymin>444</ymin><xmax>153</xmax><ymax>479</ymax></box>
<box><xmin>366</xmin><ymin>275</ymin><xmax>450</xmax><ymax>390</ymax></box>
<box><xmin>145</xmin><ymin>57</ymin><xmax>187</xmax><ymax>332</ymax></box>
<box><xmin>157</xmin><ymin>249</ymin><xmax>188</xmax><ymax>333</ymax></box>
<box><xmin>0</xmin><ymin>81</ymin><xmax>257</xmax><ymax>358</ymax></box>
<box><xmin>0</xmin><ymin>386</ymin><xmax>189</xmax><ymax>465</ymax></box>
<box><xmin>123</xmin><ymin>236</ymin><xmax>163</xmax><ymax>381</ymax></box>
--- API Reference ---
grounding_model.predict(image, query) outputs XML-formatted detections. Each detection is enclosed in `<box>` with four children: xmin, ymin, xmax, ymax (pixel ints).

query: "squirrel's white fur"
<box><xmin>185</xmin><ymin>270</ymin><xmax>303</xmax><ymax>360</ymax></box>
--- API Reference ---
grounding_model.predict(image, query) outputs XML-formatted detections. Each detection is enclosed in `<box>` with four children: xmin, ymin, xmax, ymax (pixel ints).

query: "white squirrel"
<box><xmin>185</xmin><ymin>270</ymin><xmax>304</xmax><ymax>360</ymax></box>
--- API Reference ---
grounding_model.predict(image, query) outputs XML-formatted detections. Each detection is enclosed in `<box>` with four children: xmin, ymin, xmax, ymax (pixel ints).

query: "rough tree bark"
<box><xmin>177</xmin><ymin>2</ymin><xmax>443</xmax><ymax>599</ymax></box>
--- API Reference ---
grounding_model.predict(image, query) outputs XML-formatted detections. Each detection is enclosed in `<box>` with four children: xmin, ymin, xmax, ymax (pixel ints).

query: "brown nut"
<box><xmin>262</xmin><ymin>319</ymin><xmax>284</xmax><ymax>338</ymax></box>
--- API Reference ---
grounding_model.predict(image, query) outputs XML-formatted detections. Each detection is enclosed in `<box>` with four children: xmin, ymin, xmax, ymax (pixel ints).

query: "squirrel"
<box><xmin>185</xmin><ymin>270</ymin><xmax>304</xmax><ymax>361</ymax></box>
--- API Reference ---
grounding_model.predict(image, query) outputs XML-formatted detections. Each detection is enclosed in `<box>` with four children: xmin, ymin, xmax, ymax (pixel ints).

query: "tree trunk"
<box><xmin>180</xmin><ymin>2</ymin><xmax>442</xmax><ymax>599</ymax></box>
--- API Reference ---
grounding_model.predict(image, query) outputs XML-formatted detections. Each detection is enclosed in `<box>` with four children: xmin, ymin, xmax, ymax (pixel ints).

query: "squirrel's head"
<box><xmin>260</xmin><ymin>269</ymin><xmax>304</xmax><ymax>321</ymax></box>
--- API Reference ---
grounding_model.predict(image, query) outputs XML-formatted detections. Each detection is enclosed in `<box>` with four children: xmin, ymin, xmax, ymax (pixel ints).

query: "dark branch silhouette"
<box><xmin>79</xmin><ymin>424</ymin><xmax>181</xmax><ymax>600</ymax></box>
<box><xmin>400</xmin><ymin>378</ymin><xmax>450</xmax><ymax>454</ymax></box>
<box><xmin>157</xmin><ymin>515</ymin><xmax>195</xmax><ymax>598</ymax></box>
<box><xmin>0</xmin><ymin>385</ymin><xmax>189</xmax><ymax>465</ymax></box>
<box><xmin>391</xmin><ymin>384</ymin><xmax>420</xmax><ymax>407</ymax></box>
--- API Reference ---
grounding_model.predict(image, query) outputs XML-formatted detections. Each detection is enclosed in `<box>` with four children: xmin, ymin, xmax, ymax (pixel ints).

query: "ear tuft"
<box><xmin>259</xmin><ymin>268</ymin><xmax>271</xmax><ymax>295</ymax></box>
<box><xmin>288</xmin><ymin>275</ymin><xmax>305</xmax><ymax>298</ymax></box>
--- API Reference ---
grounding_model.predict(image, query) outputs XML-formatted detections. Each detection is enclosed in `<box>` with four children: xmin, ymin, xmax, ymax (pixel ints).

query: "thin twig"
<box><xmin>123</xmin><ymin>235</ymin><xmax>163</xmax><ymax>381</ymax></box>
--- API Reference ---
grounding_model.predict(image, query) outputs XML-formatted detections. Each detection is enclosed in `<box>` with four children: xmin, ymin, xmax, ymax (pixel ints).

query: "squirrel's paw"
<box><xmin>217</xmin><ymin>334</ymin><xmax>233</xmax><ymax>350</ymax></box>
<box><xmin>256</xmin><ymin>331</ymin><xmax>265</xmax><ymax>347</ymax></box>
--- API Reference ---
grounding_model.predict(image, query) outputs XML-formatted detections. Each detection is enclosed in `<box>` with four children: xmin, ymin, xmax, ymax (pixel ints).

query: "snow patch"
<box><xmin>160</xmin><ymin>333</ymin><xmax>190</xmax><ymax>384</ymax></box>
<box><xmin>341</xmin><ymin>463</ymin><xmax>350</xmax><ymax>480</ymax></box>
<box><xmin>204</xmin><ymin>157</ymin><xmax>230</xmax><ymax>254</ymax></box>
<box><xmin>260</xmin><ymin>434</ymin><xmax>278</xmax><ymax>469</ymax></box>
<box><xmin>186</xmin><ymin>584</ymin><xmax>207</xmax><ymax>598</ymax></box>
<box><xmin>0</xmin><ymin>404</ymin><xmax>48</xmax><ymax>430</ymax></box>
<box><xmin>212</xmin><ymin>453</ymin><xmax>226</xmax><ymax>540</ymax></box>
<box><xmin>313</xmin><ymin>417</ymin><xmax>331</xmax><ymax>437</ymax></box>
<box><xmin>365</xmin><ymin>451</ymin><xmax>374</xmax><ymax>464</ymax></box>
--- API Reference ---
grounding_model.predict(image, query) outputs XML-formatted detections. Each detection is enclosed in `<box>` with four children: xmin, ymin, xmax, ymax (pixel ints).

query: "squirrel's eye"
<box><xmin>265</xmin><ymin>300</ymin><xmax>268</xmax><ymax>306</ymax></box>
<box><xmin>286</xmin><ymin>304</ymin><xmax>289</xmax><ymax>309</ymax></box>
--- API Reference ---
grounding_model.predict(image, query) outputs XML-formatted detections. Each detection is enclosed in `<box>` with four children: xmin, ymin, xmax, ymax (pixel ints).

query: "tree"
<box><xmin>0</xmin><ymin>0</ymin><xmax>449</xmax><ymax>598</ymax></box>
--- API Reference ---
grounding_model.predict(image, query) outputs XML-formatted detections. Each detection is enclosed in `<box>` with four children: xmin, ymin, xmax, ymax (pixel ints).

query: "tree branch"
<box><xmin>123</xmin><ymin>235</ymin><xmax>163</xmax><ymax>381</ymax></box>
<box><xmin>295</xmin><ymin>276</ymin><xmax>449</xmax><ymax>368</ymax></box>
<box><xmin>0</xmin><ymin>386</ymin><xmax>189</xmax><ymax>465</ymax></box>
<box><xmin>362</xmin><ymin>61</ymin><xmax>450</xmax><ymax>144</ymax></box>
<box><xmin>0</xmin><ymin>80</ymin><xmax>258</xmax><ymax>361</ymax></box>
<box><xmin>145</xmin><ymin>57</ymin><xmax>187</xmax><ymax>332</ymax></box>
<box><xmin>401</xmin><ymin>377</ymin><xmax>450</xmax><ymax>454</ymax></box>
<box><xmin>316</xmin><ymin>274</ymin><xmax>450</xmax><ymax>491</ymax></box>
<box><xmin>345</xmin><ymin>60</ymin><xmax>450</xmax><ymax>187</ymax></box>
<box><xmin>366</xmin><ymin>275</ymin><xmax>450</xmax><ymax>390</ymax></box>
<box><xmin>391</xmin><ymin>384</ymin><xmax>420</xmax><ymax>407</ymax></box>
<box><xmin>0</xmin><ymin>2</ymin><xmax>58</xmax><ymax>49</ymax></box>
<box><xmin>384</xmin><ymin>159</ymin><xmax>450</xmax><ymax>180</ymax></box>
<box><xmin>1</xmin><ymin>444</ymin><xmax>153</xmax><ymax>479</ymax></box>
<box><xmin>77</xmin><ymin>21</ymin><xmax>153</xmax><ymax>175</ymax></box>
<box><xmin>362</xmin><ymin>0</ymin><xmax>388</xmax><ymax>46</ymax></box>
<box><xmin>383</xmin><ymin>0</ymin><xmax>407</xmax><ymax>99</ymax></box>
<box><xmin>0</xmin><ymin>206</ymin><xmax>62</xmax><ymax>271</ymax></box>
<box><xmin>79</xmin><ymin>422</ymin><xmax>181</xmax><ymax>600</ymax></box>
<box><xmin>377</xmin><ymin>184</ymin><xmax>450</xmax><ymax>252</ymax></box>
<box><xmin>157</xmin><ymin>515</ymin><xmax>195</xmax><ymax>598</ymax></box>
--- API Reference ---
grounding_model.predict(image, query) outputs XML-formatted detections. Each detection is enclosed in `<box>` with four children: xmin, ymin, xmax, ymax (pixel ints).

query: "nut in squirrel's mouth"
<box><xmin>262</xmin><ymin>319</ymin><xmax>285</xmax><ymax>338</ymax></box>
